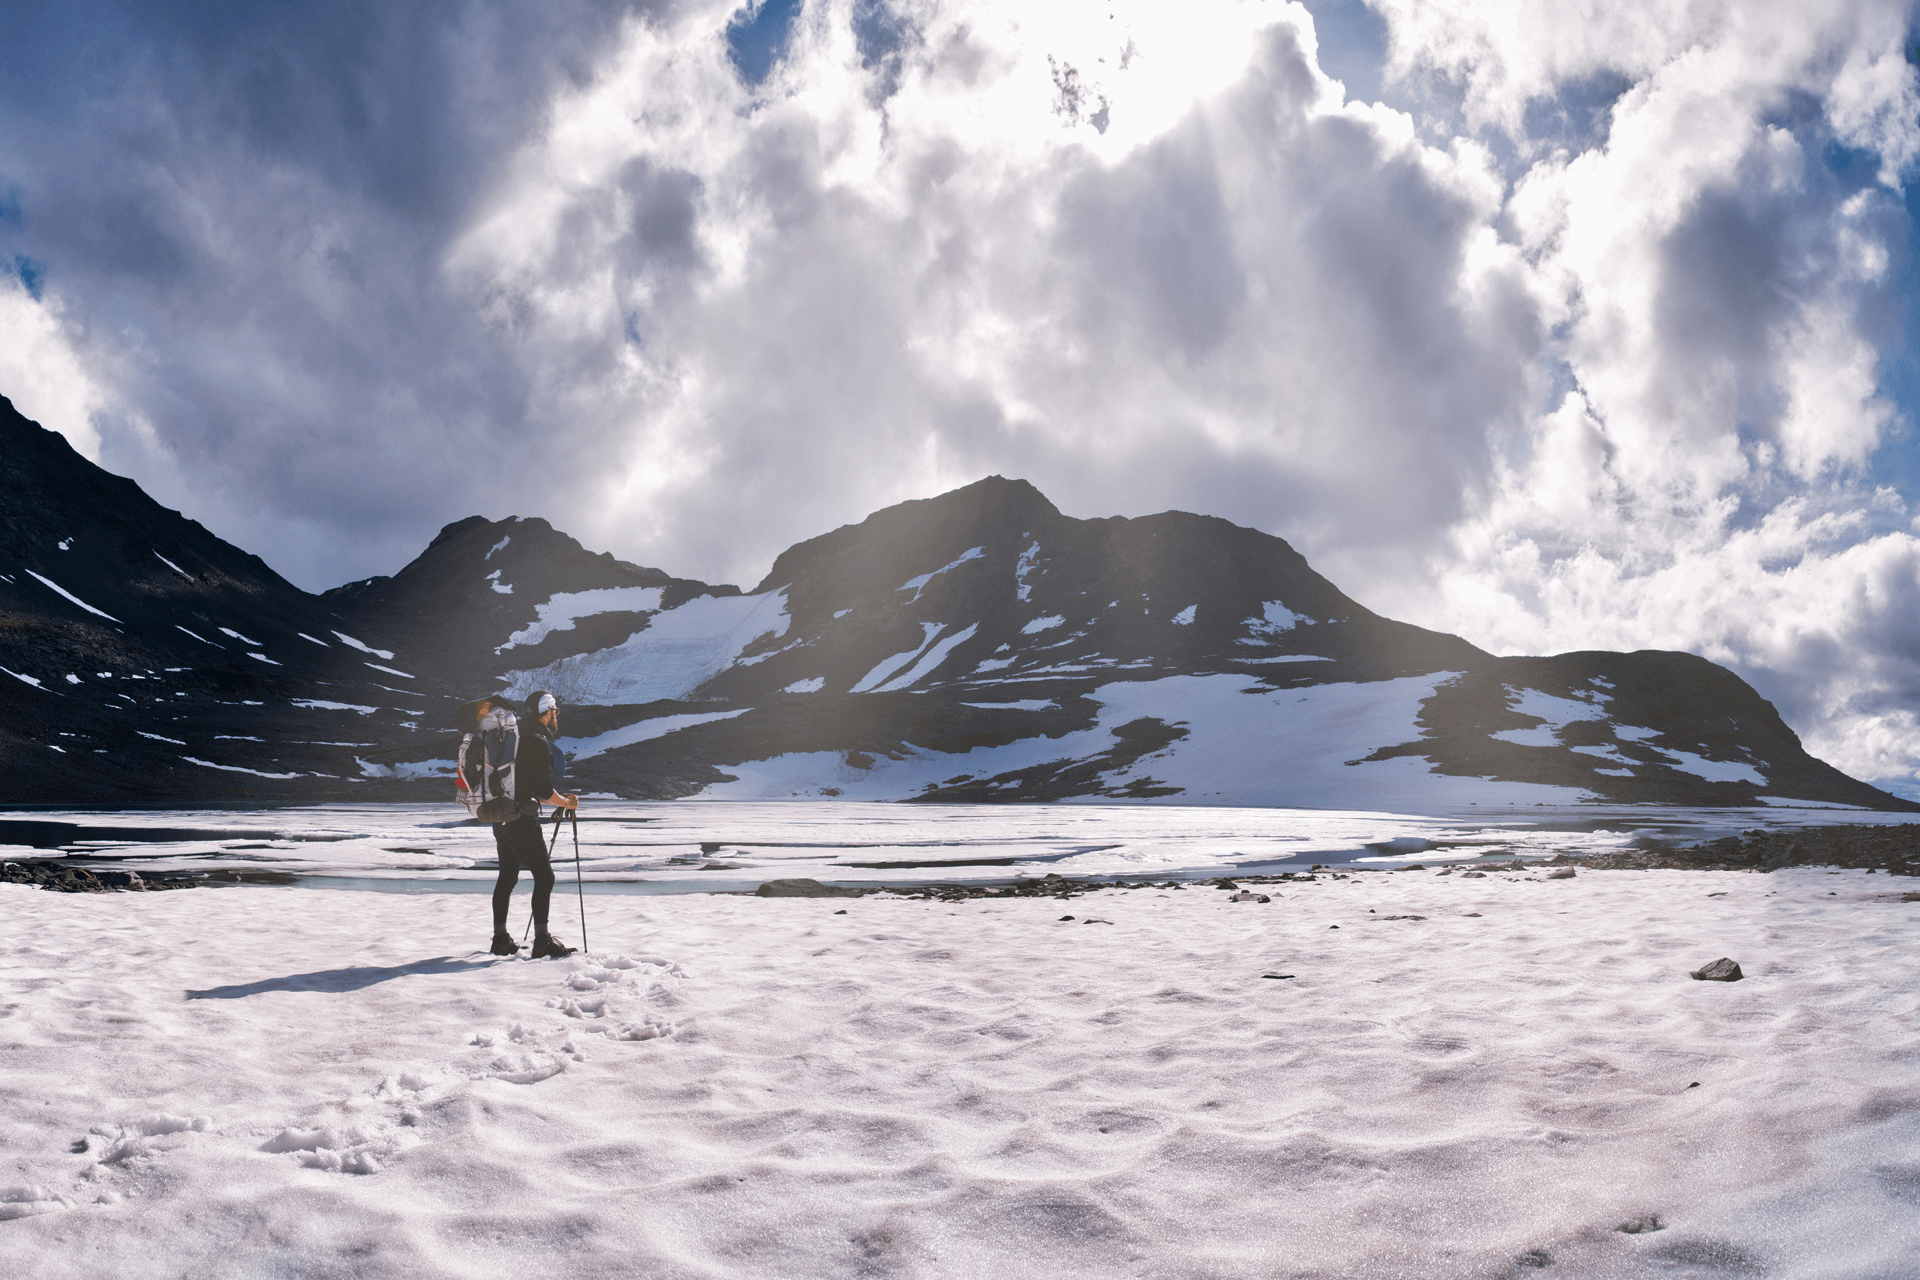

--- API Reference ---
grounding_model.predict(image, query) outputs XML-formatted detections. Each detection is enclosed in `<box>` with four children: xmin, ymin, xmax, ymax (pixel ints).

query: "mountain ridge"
<box><xmin>1</xmin><ymin>395</ymin><xmax>1907</xmax><ymax>811</ymax></box>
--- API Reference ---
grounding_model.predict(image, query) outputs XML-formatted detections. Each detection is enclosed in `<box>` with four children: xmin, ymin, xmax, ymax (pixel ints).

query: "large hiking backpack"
<box><xmin>455</xmin><ymin>706</ymin><xmax>528</xmax><ymax>822</ymax></box>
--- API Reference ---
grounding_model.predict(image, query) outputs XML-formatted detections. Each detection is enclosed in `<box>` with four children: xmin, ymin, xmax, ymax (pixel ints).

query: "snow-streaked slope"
<box><xmin>1</xmin><ymin>870</ymin><xmax>1915</xmax><ymax>1278</ymax></box>
<box><xmin>697</xmin><ymin>672</ymin><xmax>1595</xmax><ymax>808</ymax></box>
<box><xmin>502</xmin><ymin>589</ymin><xmax>791</xmax><ymax>705</ymax></box>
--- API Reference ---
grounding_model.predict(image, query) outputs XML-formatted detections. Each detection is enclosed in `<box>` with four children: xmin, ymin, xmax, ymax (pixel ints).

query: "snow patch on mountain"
<box><xmin>498</xmin><ymin>586</ymin><xmax>666</xmax><ymax>651</ymax></box>
<box><xmin>852</xmin><ymin>622</ymin><xmax>944</xmax><ymax>693</ymax></box>
<box><xmin>699</xmin><ymin>672</ymin><xmax>1595</xmax><ymax>808</ymax></box>
<box><xmin>875</xmin><ymin>623</ymin><xmax>979</xmax><ymax>692</ymax></box>
<box><xmin>897</xmin><ymin>547</ymin><xmax>984</xmax><ymax>603</ymax></box>
<box><xmin>1234</xmin><ymin>655</ymin><xmax>1333</xmax><ymax>664</ymax></box>
<box><xmin>330</xmin><ymin>632</ymin><xmax>394</xmax><ymax>661</ymax></box>
<box><xmin>1490</xmin><ymin>686</ymin><xmax>1608</xmax><ymax>747</ymax></box>
<box><xmin>1658</xmin><ymin>748</ymin><xmax>1766</xmax><ymax>785</ymax></box>
<box><xmin>1241</xmin><ymin>600</ymin><xmax>1308</xmax><ymax>642</ymax></box>
<box><xmin>1014</xmin><ymin>540</ymin><xmax>1040</xmax><ymax>601</ymax></box>
<box><xmin>1171</xmin><ymin>605</ymin><xmax>1196</xmax><ymax>625</ymax></box>
<box><xmin>24</xmin><ymin>569</ymin><xmax>120</xmax><ymax>622</ymax></box>
<box><xmin>1022</xmin><ymin>615</ymin><xmax>1064</xmax><ymax>635</ymax></box>
<box><xmin>504</xmin><ymin>590</ymin><xmax>789</xmax><ymax>705</ymax></box>
<box><xmin>561</xmin><ymin>709</ymin><xmax>753</xmax><ymax>762</ymax></box>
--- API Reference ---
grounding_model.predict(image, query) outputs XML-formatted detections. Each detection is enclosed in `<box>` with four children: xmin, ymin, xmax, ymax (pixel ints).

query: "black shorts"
<box><xmin>492</xmin><ymin>813</ymin><xmax>552</xmax><ymax>873</ymax></box>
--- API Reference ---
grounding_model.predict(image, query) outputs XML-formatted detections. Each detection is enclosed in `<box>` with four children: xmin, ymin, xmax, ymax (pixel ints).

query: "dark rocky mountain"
<box><xmin>3</xmin><ymin>394</ymin><xmax>1909</xmax><ymax>811</ymax></box>
<box><xmin>0</xmin><ymin>396</ymin><xmax>447</xmax><ymax>799</ymax></box>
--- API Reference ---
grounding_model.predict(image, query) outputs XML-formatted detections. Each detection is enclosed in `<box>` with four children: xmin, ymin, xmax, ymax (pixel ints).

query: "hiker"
<box><xmin>483</xmin><ymin>689</ymin><xmax>579</xmax><ymax>958</ymax></box>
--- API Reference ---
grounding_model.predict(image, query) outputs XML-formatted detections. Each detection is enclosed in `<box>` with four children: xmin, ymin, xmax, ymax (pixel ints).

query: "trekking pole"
<box><xmin>571</xmin><ymin>805</ymin><xmax>588</xmax><ymax>954</ymax></box>
<box><xmin>524</xmin><ymin>807</ymin><xmax>568</xmax><ymax>944</ymax></box>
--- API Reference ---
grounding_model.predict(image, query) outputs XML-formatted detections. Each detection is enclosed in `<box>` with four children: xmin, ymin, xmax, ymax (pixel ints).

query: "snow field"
<box><xmin>1</xmin><ymin>869</ymin><xmax>1916</xmax><ymax>1277</ymax></box>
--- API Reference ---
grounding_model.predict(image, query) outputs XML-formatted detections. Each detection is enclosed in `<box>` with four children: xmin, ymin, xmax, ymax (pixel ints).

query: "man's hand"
<box><xmin>548</xmin><ymin>791</ymin><xmax>579</xmax><ymax>810</ymax></box>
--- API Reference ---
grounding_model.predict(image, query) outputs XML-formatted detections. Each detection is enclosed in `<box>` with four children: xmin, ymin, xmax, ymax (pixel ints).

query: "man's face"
<box><xmin>542</xmin><ymin>708</ymin><xmax>558</xmax><ymax>732</ymax></box>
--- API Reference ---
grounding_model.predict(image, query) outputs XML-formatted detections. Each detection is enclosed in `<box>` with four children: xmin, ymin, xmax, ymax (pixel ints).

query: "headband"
<box><xmin>537</xmin><ymin>692</ymin><xmax>557</xmax><ymax>714</ymax></box>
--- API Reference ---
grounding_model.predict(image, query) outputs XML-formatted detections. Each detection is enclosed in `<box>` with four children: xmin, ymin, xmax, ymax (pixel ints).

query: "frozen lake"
<box><xmin>5</xmin><ymin>799</ymin><xmax>1916</xmax><ymax>893</ymax></box>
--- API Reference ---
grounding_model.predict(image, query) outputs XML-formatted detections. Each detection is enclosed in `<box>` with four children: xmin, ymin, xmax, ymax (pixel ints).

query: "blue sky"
<box><xmin>3</xmin><ymin>0</ymin><xmax>1920</xmax><ymax>792</ymax></box>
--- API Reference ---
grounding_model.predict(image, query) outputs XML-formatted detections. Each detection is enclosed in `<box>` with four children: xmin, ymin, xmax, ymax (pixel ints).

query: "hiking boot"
<box><xmin>530</xmin><ymin>933</ymin><xmax>575</xmax><ymax>959</ymax></box>
<box><xmin>489</xmin><ymin>931</ymin><xmax>522</xmax><ymax>956</ymax></box>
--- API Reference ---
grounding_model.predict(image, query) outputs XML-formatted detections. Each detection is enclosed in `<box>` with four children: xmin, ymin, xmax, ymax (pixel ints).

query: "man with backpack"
<box><xmin>474</xmin><ymin>689</ymin><xmax>579</xmax><ymax>958</ymax></box>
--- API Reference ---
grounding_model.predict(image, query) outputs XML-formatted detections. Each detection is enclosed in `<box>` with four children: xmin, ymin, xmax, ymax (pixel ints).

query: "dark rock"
<box><xmin>1261</xmin><ymin>973</ymin><xmax>1294</xmax><ymax>979</ymax></box>
<box><xmin>1546</xmin><ymin>868</ymin><xmax>1576</xmax><ymax>879</ymax></box>
<box><xmin>1059</xmin><ymin>915</ymin><xmax>1075</xmax><ymax>921</ymax></box>
<box><xmin>1460</xmin><ymin>870</ymin><xmax>1486</xmax><ymax>878</ymax></box>
<box><xmin>1690</xmin><ymin>958</ymin><xmax>1744</xmax><ymax>982</ymax></box>
<box><xmin>1616</xmin><ymin>1214</ymin><xmax>1664</xmax><ymax>1234</ymax></box>
<box><xmin>755</xmin><ymin>879</ymin><xmax>863</xmax><ymax>898</ymax></box>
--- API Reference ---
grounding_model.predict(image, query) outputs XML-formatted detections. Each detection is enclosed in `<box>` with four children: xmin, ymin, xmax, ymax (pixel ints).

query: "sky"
<box><xmin>4</xmin><ymin>0</ymin><xmax>1920</xmax><ymax>793</ymax></box>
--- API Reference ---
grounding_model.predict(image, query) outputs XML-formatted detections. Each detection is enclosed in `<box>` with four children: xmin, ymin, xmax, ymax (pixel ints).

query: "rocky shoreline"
<box><xmin>1571</xmin><ymin>823</ymin><xmax>1920</xmax><ymax>874</ymax></box>
<box><xmin>1</xmin><ymin>860</ymin><xmax>202</xmax><ymax>893</ymax></box>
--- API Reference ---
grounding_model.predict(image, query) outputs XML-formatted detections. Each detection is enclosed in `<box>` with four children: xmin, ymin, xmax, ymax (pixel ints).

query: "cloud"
<box><xmin>2</xmin><ymin>0</ymin><xmax>1919</xmax><ymax>792</ymax></box>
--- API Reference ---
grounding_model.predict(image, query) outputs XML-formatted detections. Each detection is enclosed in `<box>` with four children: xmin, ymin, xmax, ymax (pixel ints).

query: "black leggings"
<box><xmin>491</xmin><ymin>814</ymin><xmax>555</xmax><ymax>935</ymax></box>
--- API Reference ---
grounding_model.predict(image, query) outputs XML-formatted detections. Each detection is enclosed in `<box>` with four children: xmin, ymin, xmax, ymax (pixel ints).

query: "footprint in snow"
<box><xmin>539</xmin><ymin>953</ymin><xmax>684</xmax><ymax>1043</ymax></box>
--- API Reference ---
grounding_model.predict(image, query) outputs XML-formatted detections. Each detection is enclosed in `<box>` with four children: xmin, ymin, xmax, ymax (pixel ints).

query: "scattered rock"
<box><xmin>1261</xmin><ymin>973</ymin><xmax>1295</xmax><ymax>980</ymax></box>
<box><xmin>1516</xmin><ymin>1248</ymin><xmax>1553</xmax><ymax>1269</ymax></box>
<box><xmin>1902</xmin><ymin>892</ymin><xmax>1920</xmax><ymax>903</ymax></box>
<box><xmin>1690</xmin><ymin>958</ymin><xmax>1744</xmax><ymax>982</ymax></box>
<box><xmin>1373</xmin><ymin>915</ymin><xmax>1427</xmax><ymax>921</ymax></box>
<box><xmin>1435</xmin><ymin>869</ymin><xmax>1452</xmax><ymax>876</ymax></box>
<box><xmin>1229</xmin><ymin>891</ymin><xmax>1270</xmax><ymax>903</ymax></box>
<box><xmin>1460</xmin><ymin>871</ymin><xmax>1486</xmax><ymax>879</ymax></box>
<box><xmin>1059</xmin><ymin>915</ymin><xmax>1075</xmax><ymax>921</ymax></box>
<box><xmin>833</xmin><ymin>909</ymin><xmax>847</xmax><ymax>915</ymax></box>
<box><xmin>755</xmin><ymin>879</ymin><xmax>864</xmax><ymax>898</ymax></box>
<box><xmin>1546</xmin><ymin>868</ymin><xmax>1576</xmax><ymax>879</ymax></box>
<box><xmin>1462</xmin><ymin>912</ymin><xmax>1483</xmax><ymax>917</ymax></box>
<box><xmin>1616</xmin><ymin>1215</ymin><xmax>1664</xmax><ymax>1235</ymax></box>
<box><xmin>1328</xmin><ymin>925</ymin><xmax>1340</xmax><ymax>929</ymax></box>
<box><xmin>0</xmin><ymin>860</ymin><xmax>193</xmax><ymax>893</ymax></box>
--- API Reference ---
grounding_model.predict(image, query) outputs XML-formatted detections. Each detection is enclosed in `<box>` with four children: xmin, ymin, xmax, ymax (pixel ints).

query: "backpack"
<box><xmin>455</xmin><ymin>706</ymin><xmax>530</xmax><ymax>822</ymax></box>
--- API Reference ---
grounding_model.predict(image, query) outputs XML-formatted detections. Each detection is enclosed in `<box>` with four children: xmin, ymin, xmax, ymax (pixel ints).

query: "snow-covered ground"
<box><xmin>2</xmin><ymin>866</ymin><xmax>1916</xmax><ymax>1278</ymax></box>
<box><xmin>8</xmin><ymin>800</ymin><xmax>1920</xmax><ymax>892</ymax></box>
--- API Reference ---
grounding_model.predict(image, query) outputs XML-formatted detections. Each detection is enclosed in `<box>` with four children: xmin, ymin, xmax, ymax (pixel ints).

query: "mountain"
<box><xmin>0</xmin><ymin>396</ymin><xmax>445</xmax><ymax>799</ymax></box>
<box><xmin>3</xmin><ymin>394</ymin><xmax>1908</xmax><ymax>811</ymax></box>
